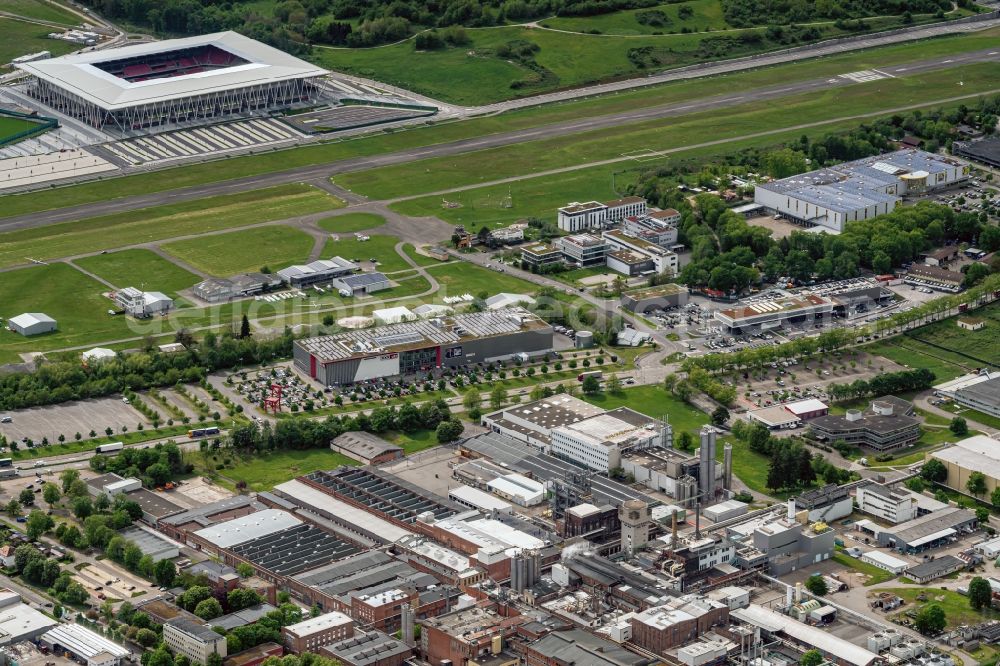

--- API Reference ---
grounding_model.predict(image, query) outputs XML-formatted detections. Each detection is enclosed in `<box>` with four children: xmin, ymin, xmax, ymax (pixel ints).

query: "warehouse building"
<box><xmin>946</xmin><ymin>374</ymin><xmax>1000</xmax><ymax>418</ymax></box>
<box><xmin>0</xmin><ymin>596</ymin><xmax>58</xmax><ymax>644</ymax></box>
<box><xmin>754</xmin><ymin>149</ymin><xmax>969</xmax><ymax>233</ymax></box>
<box><xmin>329</xmin><ymin>432</ymin><xmax>403</xmax><ymax>465</ymax></box>
<box><xmin>17</xmin><ymin>31</ymin><xmax>326</xmax><ymax>131</ymax></box>
<box><xmin>954</xmin><ymin>137</ymin><xmax>1000</xmax><ymax>168</ymax></box>
<box><xmin>278</xmin><ymin>257</ymin><xmax>358</xmax><ymax>288</ymax></box>
<box><xmin>809</xmin><ymin>398</ymin><xmax>920</xmax><ymax>451</ymax></box>
<box><xmin>447</xmin><ymin>485</ymin><xmax>513</xmax><ymax>515</ymax></box>
<box><xmin>857</xmin><ymin>506</ymin><xmax>978</xmax><ymax>553</ymax></box>
<box><xmin>331</xmin><ymin>272</ymin><xmax>391</xmax><ymax>297</ymax></box>
<box><xmin>40</xmin><ymin>624</ymin><xmax>129</xmax><ymax>666</ymax></box>
<box><xmin>620</xmin><ymin>283</ymin><xmax>688</xmax><ymax>313</ymax></box>
<box><xmin>932</xmin><ymin>434</ymin><xmax>1000</xmax><ymax>497</ymax></box>
<box><xmin>860</xmin><ymin>550</ymin><xmax>909</xmax><ymax>575</ymax></box>
<box><xmin>715</xmin><ymin>295</ymin><xmax>833</xmax><ymax>333</ymax></box>
<box><xmin>747</xmin><ymin>406</ymin><xmax>801</xmax><ymax>430</ymax></box>
<box><xmin>486</xmin><ymin>473</ymin><xmax>545</xmax><ymax>506</ymax></box>
<box><xmin>7</xmin><ymin>312</ymin><xmax>56</xmax><ymax>336</ymax></box>
<box><xmin>294</xmin><ymin>308</ymin><xmax>553</xmax><ymax>386</ymax></box>
<box><xmin>904</xmin><ymin>555</ymin><xmax>966</xmax><ymax>584</ymax></box>
<box><xmin>191</xmin><ymin>273</ymin><xmax>282</xmax><ymax>302</ymax></box>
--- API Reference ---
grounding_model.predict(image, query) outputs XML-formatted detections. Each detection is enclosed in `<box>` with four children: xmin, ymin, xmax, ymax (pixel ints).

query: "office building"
<box><xmin>282</xmin><ymin>612</ymin><xmax>354</xmax><ymax>653</ymax></box>
<box><xmin>809</xmin><ymin>398</ymin><xmax>920</xmax><ymax>451</ymax></box>
<box><xmin>520</xmin><ymin>243</ymin><xmax>563</xmax><ymax>271</ymax></box>
<box><xmin>557</xmin><ymin>233</ymin><xmax>608</xmax><ymax>267</ymax></box>
<box><xmin>164</xmin><ymin>618</ymin><xmax>228</xmax><ymax>664</ymax></box>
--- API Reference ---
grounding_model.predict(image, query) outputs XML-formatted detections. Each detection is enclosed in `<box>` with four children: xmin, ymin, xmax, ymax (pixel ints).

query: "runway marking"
<box><xmin>990</xmin><ymin>52</ymin><xmax>998</xmax><ymax>55</ymax></box>
<box><xmin>840</xmin><ymin>70</ymin><xmax>889</xmax><ymax>83</ymax></box>
<box><xmin>871</xmin><ymin>68</ymin><xmax>894</xmax><ymax>79</ymax></box>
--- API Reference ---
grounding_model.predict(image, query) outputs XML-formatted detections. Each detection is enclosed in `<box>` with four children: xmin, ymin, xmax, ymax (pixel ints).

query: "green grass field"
<box><xmin>0</xmin><ymin>185</ymin><xmax>340</xmax><ymax>269</ymax></box>
<box><xmin>337</xmin><ymin>61</ymin><xmax>1000</xmax><ymax>199</ymax></box>
<box><xmin>0</xmin><ymin>17</ymin><xmax>76</xmax><ymax>66</ymax></box>
<box><xmin>581</xmin><ymin>385</ymin><xmax>709</xmax><ymax>434</ymax></box>
<box><xmin>833</xmin><ymin>552</ymin><xmax>897</xmax><ymax>585</ymax></box>
<box><xmin>314</xmin><ymin>13</ymin><xmax>942</xmax><ymax>105</ymax></box>
<box><xmin>4</xmin><ymin>0</ymin><xmax>80</xmax><ymax>24</ymax></box>
<box><xmin>0</xmin><ymin>263</ymin><xmax>134</xmax><ymax>362</ymax></box>
<box><xmin>317</xmin><ymin>212</ymin><xmax>387</xmax><ymax>234</ymax></box>
<box><xmin>865</xmin><ymin>337</ymin><xmax>973</xmax><ymax>383</ymax></box>
<box><xmin>402</xmin><ymin>243</ymin><xmax>444</xmax><ymax>267</ymax></box>
<box><xmin>320</xmin><ymin>234</ymin><xmax>410</xmax><ymax>272</ymax></box>
<box><xmin>392</xmin><ymin>167</ymin><xmax>620</xmax><ymax>228</ymax></box>
<box><xmin>424</xmin><ymin>261</ymin><xmax>541</xmax><ymax>297</ymax></box>
<box><xmin>161</xmin><ymin>225</ymin><xmax>315</xmax><ymax>277</ymax></box>
<box><xmin>74</xmin><ymin>249</ymin><xmax>201</xmax><ymax>296</ymax></box>
<box><xmin>0</xmin><ymin>114</ymin><xmax>46</xmax><ymax>143</ymax></box>
<box><xmin>886</xmin><ymin>588</ymin><xmax>1000</xmax><ymax>627</ymax></box>
<box><xmin>904</xmin><ymin>302</ymin><xmax>1000</xmax><ymax>367</ymax></box>
<box><xmin>209</xmin><ymin>449</ymin><xmax>360</xmax><ymax>491</ymax></box>
<box><xmin>541</xmin><ymin>0</ymin><xmax>729</xmax><ymax>35</ymax></box>
<box><xmin>1</xmin><ymin>29</ymin><xmax>998</xmax><ymax>220</ymax></box>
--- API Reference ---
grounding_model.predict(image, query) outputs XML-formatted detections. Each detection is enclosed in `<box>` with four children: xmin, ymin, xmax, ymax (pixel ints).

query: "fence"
<box><xmin>0</xmin><ymin>108</ymin><xmax>59</xmax><ymax>147</ymax></box>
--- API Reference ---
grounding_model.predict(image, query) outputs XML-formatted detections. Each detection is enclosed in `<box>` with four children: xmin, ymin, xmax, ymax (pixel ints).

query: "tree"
<box><xmin>969</xmin><ymin>576</ymin><xmax>992</xmax><ymax>611</ymax></box>
<box><xmin>60</xmin><ymin>469</ymin><xmax>80</xmax><ymax>494</ymax></box>
<box><xmin>968</xmin><ymin>471</ymin><xmax>988</xmax><ymax>497</ymax></box>
<box><xmin>800</xmin><ymin>650</ymin><xmax>824</xmax><ymax>666</ymax></box>
<box><xmin>950</xmin><ymin>417</ymin><xmax>969</xmax><ymax>437</ymax></box>
<box><xmin>5</xmin><ymin>500</ymin><xmax>20</xmax><ymax>517</ymax></box>
<box><xmin>72</xmin><ymin>496</ymin><xmax>93</xmax><ymax>519</ymax></box>
<box><xmin>804</xmin><ymin>575</ymin><xmax>827</xmax><ymax>597</ymax></box>
<box><xmin>236</xmin><ymin>562</ymin><xmax>254</xmax><ymax>578</ymax></box>
<box><xmin>436</xmin><ymin>420</ymin><xmax>464</xmax><ymax>443</ymax></box>
<box><xmin>921</xmin><ymin>459</ymin><xmax>947</xmax><ymax>483</ymax></box>
<box><xmin>18</xmin><ymin>488</ymin><xmax>35</xmax><ymax>507</ymax></box>
<box><xmin>914</xmin><ymin>604</ymin><xmax>946</xmax><ymax>635</ymax></box>
<box><xmin>42</xmin><ymin>483</ymin><xmax>60</xmax><ymax>505</ymax></box>
<box><xmin>490</xmin><ymin>384</ymin><xmax>506</xmax><ymax>410</ymax></box>
<box><xmin>194</xmin><ymin>597</ymin><xmax>224</xmax><ymax>620</ymax></box>
<box><xmin>991</xmin><ymin>486</ymin><xmax>1000</xmax><ymax>510</ymax></box>
<box><xmin>26</xmin><ymin>511</ymin><xmax>54</xmax><ymax>541</ymax></box>
<box><xmin>606</xmin><ymin>374</ymin><xmax>622</xmax><ymax>394</ymax></box>
<box><xmin>677</xmin><ymin>431</ymin><xmax>694</xmax><ymax>452</ymax></box>
<box><xmin>180</xmin><ymin>585</ymin><xmax>212</xmax><ymax>612</ymax></box>
<box><xmin>136</xmin><ymin>628</ymin><xmax>159</xmax><ymax>647</ymax></box>
<box><xmin>228</xmin><ymin>588</ymin><xmax>264</xmax><ymax>611</ymax></box>
<box><xmin>462</xmin><ymin>388</ymin><xmax>481</xmax><ymax>413</ymax></box>
<box><xmin>582</xmin><ymin>375</ymin><xmax>601</xmax><ymax>395</ymax></box>
<box><xmin>154</xmin><ymin>559</ymin><xmax>177</xmax><ymax>587</ymax></box>
<box><xmin>240</xmin><ymin>314</ymin><xmax>252</xmax><ymax>339</ymax></box>
<box><xmin>711</xmin><ymin>406</ymin><xmax>729</xmax><ymax>426</ymax></box>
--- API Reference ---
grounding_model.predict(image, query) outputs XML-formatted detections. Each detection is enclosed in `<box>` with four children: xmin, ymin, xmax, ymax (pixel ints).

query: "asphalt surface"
<box><xmin>1</xmin><ymin>49</ymin><xmax>997</xmax><ymax>233</ymax></box>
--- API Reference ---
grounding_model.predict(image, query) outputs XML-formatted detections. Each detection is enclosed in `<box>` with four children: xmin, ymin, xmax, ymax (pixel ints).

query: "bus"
<box><xmin>95</xmin><ymin>442</ymin><xmax>124</xmax><ymax>454</ymax></box>
<box><xmin>188</xmin><ymin>427</ymin><xmax>221</xmax><ymax>438</ymax></box>
<box><xmin>0</xmin><ymin>458</ymin><xmax>12</xmax><ymax>468</ymax></box>
<box><xmin>577</xmin><ymin>370</ymin><xmax>603</xmax><ymax>382</ymax></box>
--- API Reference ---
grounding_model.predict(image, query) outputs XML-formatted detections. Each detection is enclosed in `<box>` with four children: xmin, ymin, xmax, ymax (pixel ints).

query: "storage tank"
<box><xmin>575</xmin><ymin>331</ymin><xmax>594</xmax><ymax>348</ymax></box>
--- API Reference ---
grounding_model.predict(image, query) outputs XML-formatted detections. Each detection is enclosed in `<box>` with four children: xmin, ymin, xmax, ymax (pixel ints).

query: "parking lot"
<box><xmin>174</xmin><ymin>476</ymin><xmax>232</xmax><ymax>506</ymax></box>
<box><xmin>0</xmin><ymin>397</ymin><xmax>145</xmax><ymax>450</ymax></box>
<box><xmin>74</xmin><ymin>559</ymin><xmax>152</xmax><ymax>604</ymax></box>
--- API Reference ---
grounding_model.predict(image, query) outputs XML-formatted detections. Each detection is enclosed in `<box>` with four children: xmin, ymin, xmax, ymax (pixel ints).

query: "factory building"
<box><xmin>856</xmin><ymin>506</ymin><xmax>978</xmax><ymax>553</ymax></box>
<box><xmin>294</xmin><ymin>308</ymin><xmax>553</xmax><ymax>386</ymax></box>
<box><xmin>549</xmin><ymin>407</ymin><xmax>669</xmax><ymax>473</ymax></box>
<box><xmin>281</xmin><ymin>612</ymin><xmax>355</xmax><ymax>653</ymax></box>
<box><xmin>39</xmin><ymin>625</ymin><xmax>129</xmax><ymax>666</ymax></box>
<box><xmin>793</xmin><ymin>484</ymin><xmax>852</xmax><ymax>523</ymax></box>
<box><xmin>754</xmin><ymin>149</ymin><xmax>969</xmax><ymax>233</ymax></box>
<box><xmin>932</xmin><ymin>434</ymin><xmax>1000</xmax><ymax>498</ymax></box>
<box><xmin>855</xmin><ymin>482</ymin><xmax>949</xmax><ymax>524</ymax></box>
<box><xmin>630</xmin><ymin>596</ymin><xmax>729</xmax><ymax>654</ymax></box>
<box><xmin>620</xmin><ymin>283</ymin><xmax>688</xmax><ymax>313</ymax></box>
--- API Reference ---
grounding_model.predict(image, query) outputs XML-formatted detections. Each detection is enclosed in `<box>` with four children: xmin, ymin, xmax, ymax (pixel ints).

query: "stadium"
<box><xmin>15</xmin><ymin>31</ymin><xmax>327</xmax><ymax>131</ymax></box>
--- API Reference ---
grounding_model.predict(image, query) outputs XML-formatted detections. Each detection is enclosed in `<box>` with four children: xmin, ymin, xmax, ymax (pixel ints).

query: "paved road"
<box><xmin>2</xmin><ymin>48</ymin><xmax>998</xmax><ymax>232</ymax></box>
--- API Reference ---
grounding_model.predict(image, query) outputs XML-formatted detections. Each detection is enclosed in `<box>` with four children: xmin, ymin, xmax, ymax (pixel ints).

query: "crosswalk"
<box><xmin>101</xmin><ymin>118</ymin><xmax>302</xmax><ymax>166</ymax></box>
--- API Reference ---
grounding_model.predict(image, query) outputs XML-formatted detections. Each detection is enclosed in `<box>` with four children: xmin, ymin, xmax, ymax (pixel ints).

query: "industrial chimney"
<box><xmin>723</xmin><ymin>443</ymin><xmax>733</xmax><ymax>491</ymax></box>
<box><xmin>699</xmin><ymin>426</ymin><xmax>717</xmax><ymax>503</ymax></box>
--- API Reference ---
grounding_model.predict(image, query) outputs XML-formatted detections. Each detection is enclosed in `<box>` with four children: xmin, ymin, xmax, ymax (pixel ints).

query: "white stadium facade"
<box><xmin>15</xmin><ymin>31</ymin><xmax>326</xmax><ymax>131</ymax></box>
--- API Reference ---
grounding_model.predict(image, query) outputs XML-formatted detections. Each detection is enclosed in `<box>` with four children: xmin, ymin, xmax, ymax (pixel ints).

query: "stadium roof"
<box><xmin>16</xmin><ymin>31</ymin><xmax>327</xmax><ymax>110</ymax></box>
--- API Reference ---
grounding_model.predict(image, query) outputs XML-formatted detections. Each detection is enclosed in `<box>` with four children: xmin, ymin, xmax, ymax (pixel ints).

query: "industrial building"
<box><xmin>16</xmin><ymin>31</ymin><xmax>326</xmax><ymax>131</ymax></box>
<box><xmin>940</xmin><ymin>374</ymin><xmax>1000</xmax><ymax>418</ymax></box>
<box><xmin>809</xmin><ymin>398</ymin><xmax>920</xmax><ymax>451</ymax></box>
<box><xmin>115</xmin><ymin>287</ymin><xmax>174</xmax><ymax>317</ymax></box>
<box><xmin>447</xmin><ymin>485</ymin><xmax>513</xmax><ymax>516</ymax></box>
<box><xmin>855</xmin><ymin>482</ymin><xmax>946</xmax><ymax>524</ymax></box>
<box><xmin>793</xmin><ymin>484</ymin><xmax>852</xmax><ymax>523</ymax></box>
<box><xmin>754</xmin><ymin>149</ymin><xmax>969</xmax><ymax>232</ymax></box>
<box><xmin>932</xmin><ymin>434</ymin><xmax>1000</xmax><ymax>498</ymax></box>
<box><xmin>904</xmin><ymin>555</ymin><xmax>966</xmax><ymax>584</ymax></box>
<box><xmin>860</xmin><ymin>550</ymin><xmax>909</xmax><ymax>575</ymax></box>
<box><xmin>164</xmin><ymin>618</ymin><xmax>228</xmax><ymax>664</ymax></box>
<box><xmin>329</xmin><ymin>432</ymin><xmax>403</xmax><ymax>465</ymax></box>
<box><xmin>905</xmin><ymin>264</ymin><xmax>965</xmax><ymax>291</ymax></box>
<box><xmin>40</xmin><ymin>624</ymin><xmax>130</xmax><ymax>666</ymax></box>
<box><xmin>282</xmin><ymin>612</ymin><xmax>355</xmax><ymax>653</ymax></box>
<box><xmin>715</xmin><ymin>295</ymin><xmax>834</xmax><ymax>333</ymax></box>
<box><xmin>856</xmin><ymin>506</ymin><xmax>978</xmax><ymax>553</ymax></box>
<box><xmin>486</xmin><ymin>474</ymin><xmax>545</xmax><ymax>506</ymax></box>
<box><xmin>7</xmin><ymin>312</ymin><xmax>56</xmax><ymax>336</ymax></box>
<box><xmin>293</xmin><ymin>308</ymin><xmax>553</xmax><ymax>386</ymax></box>
<box><xmin>954</xmin><ymin>137</ymin><xmax>1000</xmax><ymax>168</ymax></box>
<box><xmin>549</xmin><ymin>407</ymin><xmax>669</xmax><ymax>473</ymax></box>
<box><xmin>620</xmin><ymin>283</ymin><xmax>688</xmax><ymax>313</ymax></box>
<box><xmin>331</xmin><ymin>272</ymin><xmax>391</xmax><ymax>297</ymax></box>
<box><xmin>0</xmin><ymin>592</ymin><xmax>58</xmax><ymax>644</ymax></box>
<box><xmin>277</xmin><ymin>257</ymin><xmax>358</xmax><ymax>288</ymax></box>
<box><xmin>630</xmin><ymin>596</ymin><xmax>729</xmax><ymax>654</ymax></box>
<box><xmin>320</xmin><ymin>631</ymin><xmax>413</xmax><ymax>666</ymax></box>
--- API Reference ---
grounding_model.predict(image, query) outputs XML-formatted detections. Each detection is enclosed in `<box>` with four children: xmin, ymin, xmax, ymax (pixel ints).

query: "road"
<box><xmin>1</xmin><ymin>48</ymin><xmax>998</xmax><ymax>232</ymax></box>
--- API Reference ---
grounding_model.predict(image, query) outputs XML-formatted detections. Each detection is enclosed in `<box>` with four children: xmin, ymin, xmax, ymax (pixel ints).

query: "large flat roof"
<box><xmin>16</xmin><ymin>31</ymin><xmax>327</xmax><ymax>110</ymax></box>
<box><xmin>193</xmin><ymin>509</ymin><xmax>302</xmax><ymax>549</ymax></box>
